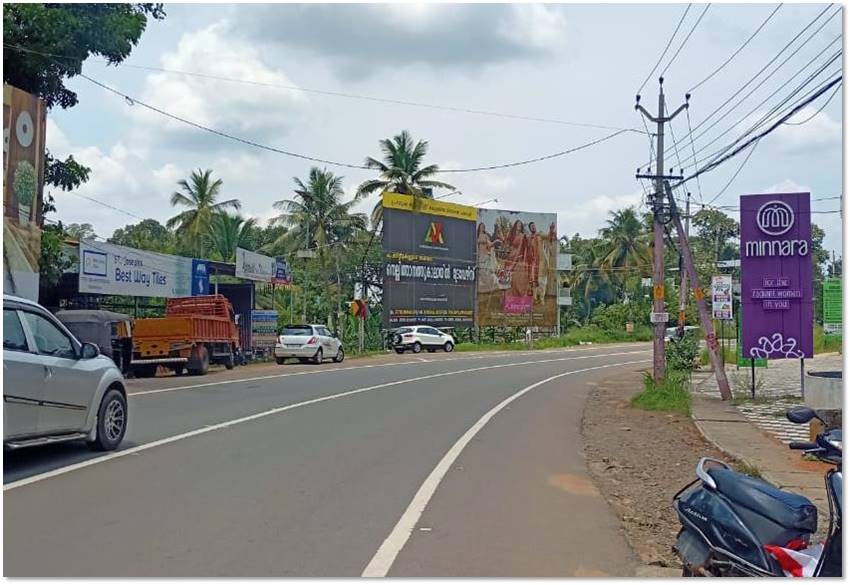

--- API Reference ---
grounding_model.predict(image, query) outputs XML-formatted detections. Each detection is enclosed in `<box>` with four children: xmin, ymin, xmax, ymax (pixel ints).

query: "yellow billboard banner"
<box><xmin>382</xmin><ymin>192</ymin><xmax>477</xmax><ymax>222</ymax></box>
<box><xmin>4</xmin><ymin>84</ymin><xmax>47</xmax><ymax>302</ymax></box>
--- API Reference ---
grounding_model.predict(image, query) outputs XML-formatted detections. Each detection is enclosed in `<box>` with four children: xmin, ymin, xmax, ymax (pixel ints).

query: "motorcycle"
<box><xmin>673</xmin><ymin>405</ymin><xmax>842</xmax><ymax>577</ymax></box>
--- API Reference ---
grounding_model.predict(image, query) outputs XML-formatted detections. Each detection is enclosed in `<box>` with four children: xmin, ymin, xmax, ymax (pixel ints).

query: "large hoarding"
<box><xmin>476</xmin><ymin>208</ymin><xmax>558</xmax><ymax>327</ymax></box>
<box><xmin>740</xmin><ymin>192</ymin><xmax>813</xmax><ymax>359</ymax></box>
<box><xmin>382</xmin><ymin>193</ymin><xmax>476</xmax><ymax>328</ymax></box>
<box><xmin>235</xmin><ymin>247</ymin><xmax>276</xmax><ymax>282</ymax></box>
<box><xmin>78</xmin><ymin>240</ymin><xmax>203</xmax><ymax>298</ymax></box>
<box><xmin>3</xmin><ymin>84</ymin><xmax>47</xmax><ymax>302</ymax></box>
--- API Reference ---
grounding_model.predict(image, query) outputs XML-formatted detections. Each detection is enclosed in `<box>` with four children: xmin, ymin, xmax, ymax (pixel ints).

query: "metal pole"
<box><xmin>678</xmin><ymin>192</ymin><xmax>690</xmax><ymax>334</ymax></box>
<box><xmin>751</xmin><ymin>357</ymin><xmax>756</xmax><ymax>399</ymax></box>
<box><xmin>800</xmin><ymin>358</ymin><xmax>806</xmax><ymax>399</ymax></box>
<box><xmin>665</xmin><ymin>182</ymin><xmax>733</xmax><ymax>400</ymax></box>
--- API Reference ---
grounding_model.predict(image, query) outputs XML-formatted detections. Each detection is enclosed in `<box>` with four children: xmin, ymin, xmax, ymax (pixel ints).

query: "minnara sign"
<box><xmin>740</xmin><ymin>192</ymin><xmax>813</xmax><ymax>359</ymax></box>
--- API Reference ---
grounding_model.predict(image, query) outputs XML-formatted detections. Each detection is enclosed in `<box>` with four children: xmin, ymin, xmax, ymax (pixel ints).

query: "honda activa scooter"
<box><xmin>673</xmin><ymin>406</ymin><xmax>842</xmax><ymax>577</ymax></box>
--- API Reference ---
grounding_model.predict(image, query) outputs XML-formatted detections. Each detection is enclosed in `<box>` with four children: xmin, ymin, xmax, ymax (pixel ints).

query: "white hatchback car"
<box><xmin>3</xmin><ymin>294</ymin><xmax>128</xmax><ymax>451</ymax></box>
<box><xmin>274</xmin><ymin>324</ymin><xmax>344</xmax><ymax>365</ymax></box>
<box><xmin>391</xmin><ymin>326</ymin><xmax>455</xmax><ymax>354</ymax></box>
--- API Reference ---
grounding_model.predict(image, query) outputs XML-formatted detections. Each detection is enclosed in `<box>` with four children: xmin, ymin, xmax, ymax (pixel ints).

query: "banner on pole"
<box><xmin>711</xmin><ymin>275</ymin><xmax>733</xmax><ymax>320</ymax></box>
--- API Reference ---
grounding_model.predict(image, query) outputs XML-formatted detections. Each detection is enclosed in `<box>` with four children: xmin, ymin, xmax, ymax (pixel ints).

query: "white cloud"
<box><xmin>131</xmin><ymin>21</ymin><xmax>307</xmax><ymax>143</ymax></box>
<box><xmin>498</xmin><ymin>5</ymin><xmax>569</xmax><ymax>52</ymax></box>
<box><xmin>773</xmin><ymin>107</ymin><xmax>841</xmax><ymax>154</ymax></box>
<box><xmin>762</xmin><ymin>179</ymin><xmax>811</xmax><ymax>194</ymax></box>
<box><xmin>558</xmin><ymin>190</ymin><xmax>644</xmax><ymax>237</ymax></box>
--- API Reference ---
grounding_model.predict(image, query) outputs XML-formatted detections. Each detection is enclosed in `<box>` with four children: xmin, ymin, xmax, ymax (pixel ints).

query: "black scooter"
<box><xmin>673</xmin><ymin>406</ymin><xmax>842</xmax><ymax>577</ymax></box>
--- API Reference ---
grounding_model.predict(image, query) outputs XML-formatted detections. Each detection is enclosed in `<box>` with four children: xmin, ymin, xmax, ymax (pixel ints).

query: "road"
<box><xmin>5</xmin><ymin>343</ymin><xmax>650</xmax><ymax>577</ymax></box>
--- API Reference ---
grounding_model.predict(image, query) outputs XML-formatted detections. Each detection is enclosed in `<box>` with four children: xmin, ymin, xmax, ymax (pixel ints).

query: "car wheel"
<box><xmin>224</xmin><ymin>350</ymin><xmax>235</xmax><ymax>370</ymax></box>
<box><xmin>188</xmin><ymin>345</ymin><xmax>209</xmax><ymax>376</ymax></box>
<box><xmin>412</xmin><ymin>342</ymin><xmax>422</xmax><ymax>354</ymax></box>
<box><xmin>87</xmin><ymin>388</ymin><xmax>127</xmax><ymax>451</ymax></box>
<box><xmin>276</xmin><ymin>357</ymin><xmax>286</xmax><ymax>365</ymax></box>
<box><xmin>333</xmin><ymin>346</ymin><xmax>345</xmax><ymax>363</ymax></box>
<box><xmin>444</xmin><ymin>341</ymin><xmax>454</xmax><ymax>353</ymax></box>
<box><xmin>394</xmin><ymin>348</ymin><xmax>405</xmax><ymax>354</ymax></box>
<box><xmin>313</xmin><ymin>348</ymin><xmax>323</xmax><ymax>364</ymax></box>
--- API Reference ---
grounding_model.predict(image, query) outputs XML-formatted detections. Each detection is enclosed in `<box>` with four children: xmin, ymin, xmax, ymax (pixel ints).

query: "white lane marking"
<box><xmin>127</xmin><ymin>343</ymin><xmax>645</xmax><ymax>397</ymax></box>
<box><xmin>4</xmin><ymin>350</ymin><xmax>648</xmax><ymax>492</ymax></box>
<box><xmin>360</xmin><ymin>358</ymin><xmax>649</xmax><ymax>577</ymax></box>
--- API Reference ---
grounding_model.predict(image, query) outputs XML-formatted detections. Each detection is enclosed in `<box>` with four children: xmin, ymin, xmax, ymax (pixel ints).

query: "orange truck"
<box><xmin>131</xmin><ymin>295</ymin><xmax>240</xmax><ymax>377</ymax></box>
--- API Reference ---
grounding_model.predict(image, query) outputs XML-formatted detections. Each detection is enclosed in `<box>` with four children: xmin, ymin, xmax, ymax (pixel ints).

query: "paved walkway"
<box><xmin>689</xmin><ymin>372</ymin><xmax>835</xmax><ymax>529</ymax></box>
<box><xmin>693</xmin><ymin>353</ymin><xmax>843</xmax><ymax>445</ymax></box>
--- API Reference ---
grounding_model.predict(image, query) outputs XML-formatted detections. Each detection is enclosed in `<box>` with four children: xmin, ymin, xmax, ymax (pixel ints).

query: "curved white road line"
<box><xmin>361</xmin><ymin>358</ymin><xmax>649</xmax><ymax>577</ymax></box>
<box><xmin>128</xmin><ymin>343</ymin><xmax>646</xmax><ymax>397</ymax></box>
<box><xmin>5</xmin><ymin>351</ymin><xmax>648</xmax><ymax>492</ymax></box>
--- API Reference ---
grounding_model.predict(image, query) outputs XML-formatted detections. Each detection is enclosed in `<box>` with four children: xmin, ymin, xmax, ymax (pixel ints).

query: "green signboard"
<box><xmin>823</xmin><ymin>278</ymin><xmax>842</xmax><ymax>334</ymax></box>
<box><xmin>736</xmin><ymin>303</ymin><xmax>767</xmax><ymax>367</ymax></box>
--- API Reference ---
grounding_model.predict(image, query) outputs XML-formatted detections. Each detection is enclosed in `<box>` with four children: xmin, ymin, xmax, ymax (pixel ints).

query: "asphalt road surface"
<box><xmin>5</xmin><ymin>343</ymin><xmax>651</xmax><ymax>577</ymax></box>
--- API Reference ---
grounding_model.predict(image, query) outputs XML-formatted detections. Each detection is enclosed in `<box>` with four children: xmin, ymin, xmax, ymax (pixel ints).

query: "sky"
<box><xmin>44</xmin><ymin>2</ymin><xmax>844</xmax><ymax>256</ymax></box>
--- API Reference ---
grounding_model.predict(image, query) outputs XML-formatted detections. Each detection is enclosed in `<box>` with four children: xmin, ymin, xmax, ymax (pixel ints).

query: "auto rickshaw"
<box><xmin>55</xmin><ymin>310</ymin><xmax>133</xmax><ymax>374</ymax></box>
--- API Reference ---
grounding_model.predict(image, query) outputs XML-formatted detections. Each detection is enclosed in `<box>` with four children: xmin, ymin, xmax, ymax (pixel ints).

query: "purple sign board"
<box><xmin>740</xmin><ymin>192</ymin><xmax>813</xmax><ymax>359</ymax></box>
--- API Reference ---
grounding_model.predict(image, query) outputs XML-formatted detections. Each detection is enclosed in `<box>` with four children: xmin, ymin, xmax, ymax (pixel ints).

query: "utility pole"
<box><xmin>636</xmin><ymin>77</ymin><xmax>688</xmax><ymax>383</ymax></box>
<box><xmin>677</xmin><ymin>192</ymin><xmax>691</xmax><ymax>335</ymax></box>
<box><xmin>665</xmin><ymin>182</ymin><xmax>733</xmax><ymax>400</ymax></box>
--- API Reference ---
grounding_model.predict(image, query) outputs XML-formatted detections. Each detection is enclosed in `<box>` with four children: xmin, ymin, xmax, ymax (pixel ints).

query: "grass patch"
<box><xmin>698</xmin><ymin>345</ymin><xmax>740</xmax><ymax>366</ymax></box>
<box><xmin>814</xmin><ymin>324</ymin><xmax>842</xmax><ymax>354</ymax></box>
<box><xmin>455</xmin><ymin>325</ymin><xmax>652</xmax><ymax>353</ymax></box>
<box><xmin>631</xmin><ymin>371</ymin><xmax>691</xmax><ymax>416</ymax></box>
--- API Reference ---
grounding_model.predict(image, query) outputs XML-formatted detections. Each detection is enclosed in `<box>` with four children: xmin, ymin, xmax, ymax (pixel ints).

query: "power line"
<box><xmin>674</xmin><ymin>74</ymin><xmax>842</xmax><ymax>190</ymax></box>
<box><xmin>659</xmin><ymin>3</ymin><xmax>712</xmax><ymax>78</ymax></box>
<box><xmin>687</xmin><ymin>4</ymin><xmax>783</xmax><ymax>93</ymax></box>
<box><xmin>783</xmin><ymin>81</ymin><xmax>842</xmax><ymax>125</ymax></box>
<box><xmin>636</xmin><ymin>4</ymin><xmax>692</xmax><ymax>95</ymax></box>
<box><xmin>79</xmin><ymin>72</ymin><xmax>631</xmax><ymax>175</ymax></box>
<box><xmin>437</xmin><ymin>129</ymin><xmax>630</xmax><ymax>173</ymax></box>
<box><xmin>670</xmin><ymin>4</ymin><xmax>837</xmax><ymax>154</ymax></box>
<box><xmin>704</xmin><ymin>139</ymin><xmax>760</xmax><ymax>206</ymax></box>
<box><xmin>685</xmin><ymin>107</ymin><xmax>705</xmax><ymax>202</ymax></box>
<box><xmin>65</xmin><ymin>191</ymin><xmax>147</xmax><ymax>221</ymax></box>
<box><xmin>4</xmin><ymin>43</ymin><xmax>643</xmax><ymax>134</ymax></box>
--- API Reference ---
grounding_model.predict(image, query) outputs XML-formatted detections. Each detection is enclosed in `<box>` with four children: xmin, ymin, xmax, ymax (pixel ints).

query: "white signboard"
<box><xmin>711</xmin><ymin>274</ymin><xmax>733</xmax><ymax>320</ymax></box>
<box><xmin>235</xmin><ymin>247</ymin><xmax>275</xmax><ymax>282</ymax></box>
<box><xmin>78</xmin><ymin>240</ymin><xmax>193</xmax><ymax>297</ymax></box>
<box><xmin>557</xmin><ymin>253</ymin><xmax>573</xmax><ymax>271</ymax></box>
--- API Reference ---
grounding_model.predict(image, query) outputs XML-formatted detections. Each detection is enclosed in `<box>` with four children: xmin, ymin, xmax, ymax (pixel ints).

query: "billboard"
<box><xmin>711</xmin><ymin>275</ymin><xmax>733</xmax><ymax>320</ymax></box>
<box><xmin>382</xmin><ymin>193</ymin><xmax>476</xmax><ymax>327</ymax></box>
<box><xmin>272</xmin><ymin>257</ymin><xmax>290</xmax><ymax>285</ymax></box>
<box><xmin>823</xmin><ymin>278</ymin><xmax>842</xmax><ymax>335</ymax></box>
<box><xmin>235</xmin><ymin>247</ymin><xmax>275</xmax><ymax>282</ymax></box>
<box><xmin>3</xmin><ymin>85</ymin><xmax>47</xmax><ymax>302</ymax></box>
<box><xmin>251</xmin><ymin>310</ymin><xmax>278</xmax><ymax>350</ymax></box>
<box><xmin>740</xmin><ymin>193</ymin><xmax>813</xmax><ymax>359</ymax></box>
<box><xmin>476</xmin><ymin>208</ymin><xmax>558</xmax><ymax>327</ymax></box>
<box><xmin>78</xmin><ymin>240</ymin><xmax>196</xmax><ymax>298</ymax></box>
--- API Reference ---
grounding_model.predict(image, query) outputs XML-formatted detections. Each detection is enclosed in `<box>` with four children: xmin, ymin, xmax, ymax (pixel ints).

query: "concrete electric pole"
<box><xmin>635</xmin><ymin>78</ymin><xmax>688</xmax><ymax>384</ymax></box>
<box><xmin>677</xmin><ymin>192</ymin><xmax>691</xmax><ymax>335</ymax></box>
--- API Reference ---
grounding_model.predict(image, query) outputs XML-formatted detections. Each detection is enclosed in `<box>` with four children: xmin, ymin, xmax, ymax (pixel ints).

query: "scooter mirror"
<box><xmin>786</xmin><ymin>406</ymin><xmax>820</xmax><ymax>425</ymax></box>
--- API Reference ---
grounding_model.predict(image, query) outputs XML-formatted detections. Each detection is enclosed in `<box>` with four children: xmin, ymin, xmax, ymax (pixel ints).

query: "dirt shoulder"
<box><xmin>581</xmin><ymin>370</ymin><xmax>728</xmax><ymax>569</ymax></box>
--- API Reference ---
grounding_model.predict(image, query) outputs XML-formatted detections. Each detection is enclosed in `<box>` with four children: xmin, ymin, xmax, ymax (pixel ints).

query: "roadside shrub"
<box><xmin>590</xmin><ymin>301</ymin><xmax>649</xmax><ymax>332</ymax></box>
<box><xmin>814</xmin><ymin>324</ymin><xmax>842</xmax><ymax>354</ymax></box>
<box><xmin>632</xmin><ymin>371</ymin><xmax>691</xmax><ymax>416</ymax></box>
<box><xmin>666</xmin><ymin>333</ymin><xmax>700</xmax><ymax>372</ymax></box>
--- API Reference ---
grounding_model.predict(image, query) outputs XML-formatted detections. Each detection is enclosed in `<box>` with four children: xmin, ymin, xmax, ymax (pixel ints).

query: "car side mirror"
<box><xmin>80</xmin><ymin>342</ymin><xmax>100</xmax><ymax>360</ymax></box>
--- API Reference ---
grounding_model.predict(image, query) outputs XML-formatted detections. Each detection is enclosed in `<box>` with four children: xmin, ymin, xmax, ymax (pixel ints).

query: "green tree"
<box><xmin>65</xmin><ymin>222</ymin><xmax>96</xmax><ymax>241</ymax></box>
<box><xmin>692</xmin><ymin>208</ymin><xmax>739</xmax><ymax>262</ymax></box>
<box><xmin>208</xmin><ymin>213</ymin><xmax>257</xmax><ymax>262</ymax></box>
<box><xmin>109</xmin><ymin>218</ymin><xmax>176</xmax><ymax>253</ymax></box>
<box><xmin>167</xmin><ymin>169</ymin><xmax>240</xmax><ymax>257</ymax></box>
<box><xmin>267</xmin><ymin>167</ymin><xmax>366</xmax><ymax>257</ymax></box>
<box><xmin>4</xmin><ymin>3</ymin><xmax>164</xmax><ymax>189</ymax></box>
<box><xmin>598</xmin><ymin>207</ymin><xmax>649</xmax><ymax>272</ymax></box>
<box><xmin>355</xmin><ymin>130</ymin><xmax>455</xmax><ymax>227</ymax></box>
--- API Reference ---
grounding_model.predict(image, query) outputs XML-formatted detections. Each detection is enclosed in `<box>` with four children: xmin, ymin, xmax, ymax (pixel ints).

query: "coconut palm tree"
<box><xmin>207</xmin><ymin>213</ymin><xmax>257</xmax><ymax>262</ymax></box>
<box><xmin>598</xmin><ymin>207</ymin><xmax>649</xmax><ymax>271</ymax></box>
<box><xmin>568</xmin><ymin>242</ymin><xmax>614</xmax><ymax>324</ymax></box>
<box><xmin>355</xmin><ymin>130</ymin><xmax>455</xmax><ymax>227</ymax></box>
<box><xmin>167</xmin><ymin>169</ymin><xmax>240</xmax><ymax>256</ymax></box>
<box><xmin>266</xmin><ymin>167</ymin><xmax>367</xmax><ymax>258</ymax></box>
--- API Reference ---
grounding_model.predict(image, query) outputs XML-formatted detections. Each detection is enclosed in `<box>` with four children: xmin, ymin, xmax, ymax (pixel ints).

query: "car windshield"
<box><xmin>281</xmin><ymin>326</ymin><xmax>313</xmax><ymax>336</ymax></box>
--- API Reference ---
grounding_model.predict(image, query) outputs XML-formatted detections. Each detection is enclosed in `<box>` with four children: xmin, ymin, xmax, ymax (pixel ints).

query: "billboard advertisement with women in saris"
<box><xmin>476</xmin><ymin>208</ymin><xmax>558</xmax><ymax>327</ymax></box>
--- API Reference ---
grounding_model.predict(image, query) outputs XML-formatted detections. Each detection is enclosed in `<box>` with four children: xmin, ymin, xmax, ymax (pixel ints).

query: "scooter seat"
<box><xmin>708</xmin><ymin>467</ymin><xmax>817</xmax><ymax>533</ymax></box>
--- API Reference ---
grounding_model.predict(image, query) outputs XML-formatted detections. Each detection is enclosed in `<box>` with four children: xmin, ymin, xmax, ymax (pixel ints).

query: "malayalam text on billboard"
<box><xmin>382</xmin><ymin>193</ymin><xmax>476</xmax><ymax>328</ymax></box>
<box><xmin>740</xmin><ymin>192</ymin><xmax>813</xmax><ymax>359</ymax></box>
<box><xmin>476</xmin><ymin>208</ymin><xmax>558</xmax><ymax>327</ymax></box>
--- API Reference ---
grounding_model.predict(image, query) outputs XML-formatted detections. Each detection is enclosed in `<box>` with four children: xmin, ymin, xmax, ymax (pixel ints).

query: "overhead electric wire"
<box><xmin>685</xmin><ymin>107</ymin><xmax>705</xmax><ymax>203</ymax></box>
<box><xmin>4</xmin><ymin>43</ymin><xmax>642</xmax><ymax>134</ymax></box>
<box><xmin>703</xmin><ymin>139</ymin><xmax>760</xmax><ymax>206</ymax></box>
<box><xmin>668</xmin><ymin>3</ymin><xmax>837</xmax><ymax>155</ymax></box>
<box><xmin>783</xmin><ymin>81</ymin><xmax>842</xmax><ymax>125</ymax></box>
<box><xmin>636</xmin><ymin>4</ymin><xmax>692</xmax><ymax>95</ymax></box>
<box><xmin>673</xmin><ymin>74</ymin><xmax>842</xmax><ymax>190</ymax></box>
<box><xmin>684</xmin><ymin>43</ymin><xmax>842</xmax><ymax>167</ymax></box>
<box><xmin>687</xmin><ymin>3</ymin><xmax>783</xmax><ymax>93</ymax></box>
<box><xmin>659</xmin><ymin>3</ymin><xmax>712</xmax><ymax>78</ymax></box>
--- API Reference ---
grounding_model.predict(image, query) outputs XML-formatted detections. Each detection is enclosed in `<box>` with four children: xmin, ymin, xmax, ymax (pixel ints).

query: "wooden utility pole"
<box><xmin>665</xmin><ymin>182</ymin><xmax>733</xmax><ymax>400</ymax></box>
<box><xmin>636</xmin><ymin>78</ymin><xmax>688</xmax><ymax>383</ymax></box>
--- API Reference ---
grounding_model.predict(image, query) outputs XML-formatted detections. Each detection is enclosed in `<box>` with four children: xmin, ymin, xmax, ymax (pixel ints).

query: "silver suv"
<box><xmin>391</xmin><ymin>326</ymin><xmax>455</xmax><ymax>354</ymax></box>
<box><xmin>3</xmin><ymin>295</ymin><xmax>128</xmax><ymax>451</ymax></box>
